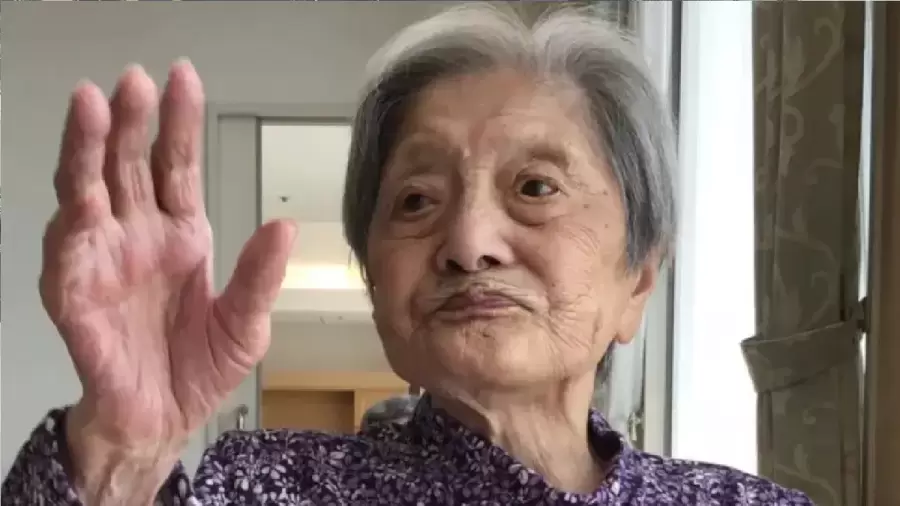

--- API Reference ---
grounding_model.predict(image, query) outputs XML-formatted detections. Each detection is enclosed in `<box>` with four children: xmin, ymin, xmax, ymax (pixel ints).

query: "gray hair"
<box><xmin>360</xmin><ymin>394</ymin><xmax>422</xmax><ymax>431</ymax></box>
<box><xmin>343</xmin><ymin>4</ymin><xmax>676</xmax><ymax>282</ymax></box>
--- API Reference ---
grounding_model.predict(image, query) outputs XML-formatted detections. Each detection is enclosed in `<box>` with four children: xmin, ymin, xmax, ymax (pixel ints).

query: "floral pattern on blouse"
<box><xmin>2</xmin><ymin>395</ymin><xmax>813</xmax><ymax>505</ymax></box>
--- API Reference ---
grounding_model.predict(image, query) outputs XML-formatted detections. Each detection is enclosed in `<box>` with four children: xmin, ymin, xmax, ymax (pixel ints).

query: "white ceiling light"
<box><xmin>282</xmin><ymin>263</ymin><xmax>365</xmax><ymax>291</ymax></box>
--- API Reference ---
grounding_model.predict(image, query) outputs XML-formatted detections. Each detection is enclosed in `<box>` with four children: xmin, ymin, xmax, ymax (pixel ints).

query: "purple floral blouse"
<box><xmin>3</xmin><ymin>396</ymin><xmax>813</xmax><ymax>505</ymax></box>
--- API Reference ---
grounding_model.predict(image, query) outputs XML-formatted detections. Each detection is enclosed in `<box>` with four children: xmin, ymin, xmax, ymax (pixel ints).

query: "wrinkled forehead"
<box><xmin>388</xmin><ymin>69</ymin><xmax>603</xmax><ymax>169</ymax></box>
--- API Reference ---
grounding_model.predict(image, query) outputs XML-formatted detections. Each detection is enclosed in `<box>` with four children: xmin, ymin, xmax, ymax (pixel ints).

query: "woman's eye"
<box><xmin>399</xmin><ymin>193</ymin><xmax>432</xmax><ymax>214</ymax></box>
<box><xmin>518</xmin><ymin>178</ymin><xmax>559</xmax><ymax>199</ymax></box>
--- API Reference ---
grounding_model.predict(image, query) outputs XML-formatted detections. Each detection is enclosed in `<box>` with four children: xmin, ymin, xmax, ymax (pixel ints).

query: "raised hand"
<box><xmin>39</xmin><ymin>61</ymin><xmax>295</xmax><ymax>501</ymax></box>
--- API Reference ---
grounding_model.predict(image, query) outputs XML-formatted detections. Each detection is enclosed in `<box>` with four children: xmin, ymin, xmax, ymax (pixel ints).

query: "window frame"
<box><xmin>633</xmin><ymin>1</ymin><xmax>680</xmax><ymax>457</ymax></box>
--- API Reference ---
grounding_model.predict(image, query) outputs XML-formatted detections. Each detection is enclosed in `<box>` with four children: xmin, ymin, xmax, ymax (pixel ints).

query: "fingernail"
<box><xmin>169</xmin><ymin>58</ymin><xmax>194</xmax><ymax>81</ymax></box>
<box><xmin>172</xmin><ymin>57</ymin><xmax>193</xmax><ymax>73</ymax></box>
<box><xmin>70</xmin><ymin>80</ymin><xmax>97</xmax><ymax>105</ymax></box>
<box><xmin>123</xmin><ymin>63</ymin><xmax>145</xmax><ymax>76</ymax></box>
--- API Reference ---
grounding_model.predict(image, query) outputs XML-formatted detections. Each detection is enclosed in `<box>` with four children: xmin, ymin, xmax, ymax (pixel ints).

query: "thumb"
<box><xmin>215</xmin><ymin>219</ymin><xmax>297</xmax><ymax>329</ymax></box>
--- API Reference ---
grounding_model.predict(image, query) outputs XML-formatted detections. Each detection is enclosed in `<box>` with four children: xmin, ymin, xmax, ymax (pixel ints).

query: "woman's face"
<box><xmin>366</xmin><ymin>69</ymin><xmax>657</xmax><ymax>396</ymax></box>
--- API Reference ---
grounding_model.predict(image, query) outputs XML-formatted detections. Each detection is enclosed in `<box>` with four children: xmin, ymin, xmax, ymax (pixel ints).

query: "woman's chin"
<box><xmin>425</xmin><ymin>329</ymin><xmax>571</xmax><ymax>387</ymax></box>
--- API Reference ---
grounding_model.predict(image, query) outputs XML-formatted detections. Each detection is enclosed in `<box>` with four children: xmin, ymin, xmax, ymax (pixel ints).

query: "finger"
<box><xmin>53</xmin><ymin>82</ymin><xmax>112</xmax><ymax>224</ymax></box>
<box><xmin>151</xmin><ymin>59</ymin><xmax>205</xmax><ymax>217</ymax></box>
<box><xmin>213</xmin><ymin>220</ymin><xmax>297</xmax><ymax>355</ymax></box>
<box><xmin>104</xmin><ymin>65</ymin><xmax>159</xmax><ymax>216</ymax></box>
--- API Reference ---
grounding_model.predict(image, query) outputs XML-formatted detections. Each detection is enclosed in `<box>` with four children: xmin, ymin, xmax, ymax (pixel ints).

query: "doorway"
<box><xmin>200</xmin><ymin>108</ymin><xmax>409</xmax><ymax>471</ymax></box>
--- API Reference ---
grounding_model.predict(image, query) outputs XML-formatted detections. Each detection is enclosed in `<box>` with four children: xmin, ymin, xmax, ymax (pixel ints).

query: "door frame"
<box><xmin>864</xmin><ymin>1</ymin><xmax>900</xmax><ymax>503</ymax></box>
<box><xmin>202</xmin><ymin>101</ymin><xmax>355</xmax><ymax>447</ymax></box>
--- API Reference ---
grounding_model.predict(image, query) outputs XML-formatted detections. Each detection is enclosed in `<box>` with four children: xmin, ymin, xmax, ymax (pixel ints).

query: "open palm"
<box><xmin>39</xmin><ymin>62</ymin><xmax>295</xmax><ymax>450</ymax></box>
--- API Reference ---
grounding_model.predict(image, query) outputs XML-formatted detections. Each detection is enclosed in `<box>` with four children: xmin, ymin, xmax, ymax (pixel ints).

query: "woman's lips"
<box><xmin>435</xmin><ymin>292</ymin><xmax>522</xmax><ymax>321</ymax></box>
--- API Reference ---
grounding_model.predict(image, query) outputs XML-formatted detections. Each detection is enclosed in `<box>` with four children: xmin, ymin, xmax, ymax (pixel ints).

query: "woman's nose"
<box><xmin>435</xmin><ymin>201</ymin><xmax>515</xmax><ymax>274</ymax></box>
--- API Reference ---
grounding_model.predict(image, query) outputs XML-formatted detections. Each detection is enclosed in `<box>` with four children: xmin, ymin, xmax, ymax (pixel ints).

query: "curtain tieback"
<box><xmin>741</xmin><ymin>319</ymin><xmax>862</xmax><ymax>394</ymax></box>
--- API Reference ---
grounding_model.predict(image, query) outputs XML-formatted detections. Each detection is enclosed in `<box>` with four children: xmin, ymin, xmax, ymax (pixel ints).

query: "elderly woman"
<box><xmin>3</xmin><ymin>6</ymin><xmax>811</xmax><ymax>505</ymax></box>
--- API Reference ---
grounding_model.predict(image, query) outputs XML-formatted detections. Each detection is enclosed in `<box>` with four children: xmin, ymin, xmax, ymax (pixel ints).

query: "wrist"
<box><xmin>64</xmin><ymin>405</ymin><xmax>184</xmax><ymax>505</ymax></box>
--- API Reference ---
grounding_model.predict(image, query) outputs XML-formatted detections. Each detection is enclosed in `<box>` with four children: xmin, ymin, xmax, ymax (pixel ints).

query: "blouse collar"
<box><xmin>407</xmin><ymin>393</ymin><xmax>632</xmax><ymax>503</ymax></box>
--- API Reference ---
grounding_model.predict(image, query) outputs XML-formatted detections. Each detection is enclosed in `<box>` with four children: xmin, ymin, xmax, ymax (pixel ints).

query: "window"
<box><xmin>671</xmin><ymin>1</ymin><xmax>757</xmax><ymax>473</ymax></box>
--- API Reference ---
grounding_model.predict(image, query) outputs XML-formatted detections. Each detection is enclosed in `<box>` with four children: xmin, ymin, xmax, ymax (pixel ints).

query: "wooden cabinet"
<box><xmin>261</xmin><ymin>371</ymin><xmax>409</xmax><ymax>434</ymax></box>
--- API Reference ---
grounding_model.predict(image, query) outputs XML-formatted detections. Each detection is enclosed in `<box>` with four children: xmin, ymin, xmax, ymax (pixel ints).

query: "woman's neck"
<box><xmin>430</xmin><ymin>373</ymin><xmax>605</xmax><ymax>494</ymax></box>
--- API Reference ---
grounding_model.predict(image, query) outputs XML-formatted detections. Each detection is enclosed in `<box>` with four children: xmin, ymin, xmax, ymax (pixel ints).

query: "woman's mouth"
<box><xmin>435</xmin><ymin>292</ymin><xmax>523</xmax><ymax>321</ymax></box>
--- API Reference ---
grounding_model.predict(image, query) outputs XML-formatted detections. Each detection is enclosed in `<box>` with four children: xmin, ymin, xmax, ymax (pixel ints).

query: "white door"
<box><xmin>182</xmin><ymin>114</ymin><xmax>263</xmax><ymax>474</ymax></box>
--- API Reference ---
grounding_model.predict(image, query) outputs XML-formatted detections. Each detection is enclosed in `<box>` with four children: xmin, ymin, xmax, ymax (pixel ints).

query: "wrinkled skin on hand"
<box><xmin>40</xmin><ymin>61</ymin><xmax>296</xmax><ymax>453</ymax></box>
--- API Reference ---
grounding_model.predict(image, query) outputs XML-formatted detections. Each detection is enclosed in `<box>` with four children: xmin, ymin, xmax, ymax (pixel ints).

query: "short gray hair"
<box><xmin>343</xmin><ymin>4</ymin><xmax>676</xmax><ymax>284</ymax></box>
<box><xmin>360</xmin><ymin>394</ymin><xmax>421</xmax><ymax>430</ymax></box>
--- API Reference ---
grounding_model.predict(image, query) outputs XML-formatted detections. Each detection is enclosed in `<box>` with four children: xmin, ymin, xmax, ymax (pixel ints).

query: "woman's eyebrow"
<box><xmin>522</xmin><ymin>141</ymin><xmax>571</xmax><ymax>169</ymax></box>
<box><xmin>389</xmin><ymin>135</ymin><xmax>460</xmax><ymax>177</ymax></box>
<box><xmin>502</xmin><ymin>138</ymin><xmax>583</xmax><ymax>182</ymax></box>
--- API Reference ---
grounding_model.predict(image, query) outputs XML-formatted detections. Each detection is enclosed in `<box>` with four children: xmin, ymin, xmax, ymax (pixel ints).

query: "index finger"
<box><xmin>54</xmin><ymin>82</ymin><xmax>113</xmax><ymax>223</ymax></box>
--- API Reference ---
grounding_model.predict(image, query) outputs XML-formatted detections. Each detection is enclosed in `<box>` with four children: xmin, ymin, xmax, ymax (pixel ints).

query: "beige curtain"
<box><xmin>741</xmin><ymin>3</ymin><xmax>865</xmax><ymax>506</ymax></box>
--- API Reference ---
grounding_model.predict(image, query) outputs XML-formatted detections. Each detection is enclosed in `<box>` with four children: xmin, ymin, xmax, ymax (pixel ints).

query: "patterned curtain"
<box><xmin>741</xmin><ymin>3</ymin><xmax>865</xmax><ymax>505</ymax></box>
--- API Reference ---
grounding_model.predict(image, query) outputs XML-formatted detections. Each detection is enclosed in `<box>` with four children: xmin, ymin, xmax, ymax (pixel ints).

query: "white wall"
<box><xmin>1</xmin><ymin>1</ymin><xmax>449</xmax><ymax>475</ymax></box>
<box><xmin>265</xmin><ymin>320</ymin><xmax>390</xmax><ymax>374</ymax></box>
<box><xmin>262</xmin><ymin>124</ymin><xmax>351</xmax><ymax>225</ymax></box>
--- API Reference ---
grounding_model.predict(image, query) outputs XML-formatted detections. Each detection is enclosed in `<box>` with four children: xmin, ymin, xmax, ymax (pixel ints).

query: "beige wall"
<box><xmin>866</xmin><ymin>2</ymin><xmax>900</xmax><ymax>503</ymax></box>
<box><xmin>265</xmin><ymin>320</ymin><xmax>390</xmax><ymax>374</ymax></box>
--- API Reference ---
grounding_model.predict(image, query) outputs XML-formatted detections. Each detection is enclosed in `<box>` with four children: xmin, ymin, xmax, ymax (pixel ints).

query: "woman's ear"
<box><xmin>614</xmin><ymin>258</ymin><xmax>659</xmax><ymax>344</ymax></box>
